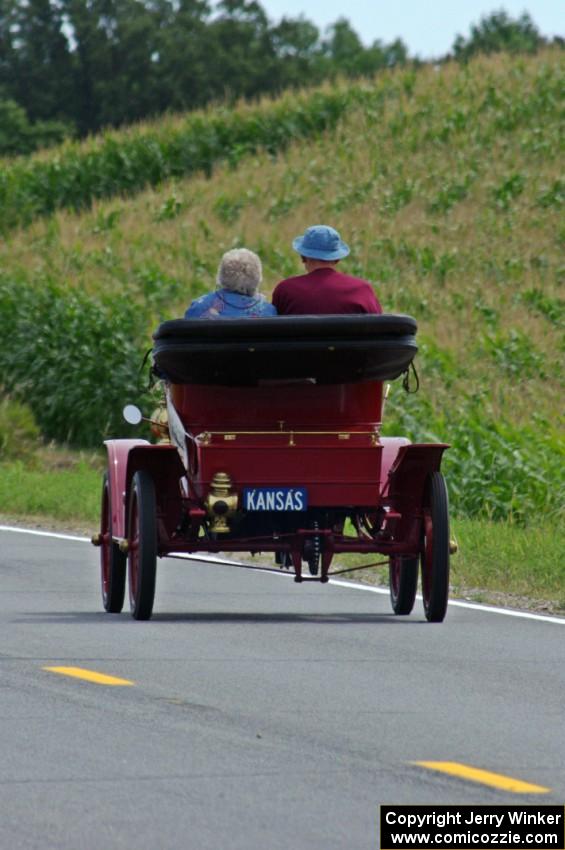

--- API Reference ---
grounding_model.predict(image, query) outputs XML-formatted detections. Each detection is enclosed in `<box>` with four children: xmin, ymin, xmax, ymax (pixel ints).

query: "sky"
<box><xmin>258</xmin><ymin>1</ymin><xmax>563</xmax><ymax>58</ymax></box>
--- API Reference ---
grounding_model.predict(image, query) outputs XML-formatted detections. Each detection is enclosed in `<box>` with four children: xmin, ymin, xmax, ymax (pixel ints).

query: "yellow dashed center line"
<box><xmin>43</xmin><ymin>666</ymin><xmax>134</xmax><ymax>686</ymax></box>
<box><xmin>414</xmin><ymin>761</ymin><xmax>550</xmax><ymax>794</ymax></box>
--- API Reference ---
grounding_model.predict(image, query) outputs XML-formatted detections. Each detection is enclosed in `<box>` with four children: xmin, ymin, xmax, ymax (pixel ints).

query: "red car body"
<box><xmin>97</xmin><ymin>315</ymin><xmax>451</xmax><ymax>621</ymax></box>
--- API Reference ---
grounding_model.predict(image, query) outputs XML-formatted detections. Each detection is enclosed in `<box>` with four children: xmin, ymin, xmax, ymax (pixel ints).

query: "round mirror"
<box><xmin>123</xmin><ymin>404</ymin><xmax>143</xmax><ymax>425</ymax></box>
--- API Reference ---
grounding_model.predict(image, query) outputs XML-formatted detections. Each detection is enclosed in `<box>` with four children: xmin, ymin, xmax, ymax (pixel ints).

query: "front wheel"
<box><xmin>128</xmin><ymin>470</ymin><xmax>157</xmax><ymax>621</ymax></box>
<box><xmin>100</xmin><ymin>472</ymin><xmax>126</xmax><ymax>613</ymax></box>
<box><xmin>389</xmin><ymin>556</ymin><xmax>418</xmax><ymax>615</ymax></box>
<box><xmin>420</xmin><ymin>471</ymin><xmax>450</xmax><ymax>622</ymax></box>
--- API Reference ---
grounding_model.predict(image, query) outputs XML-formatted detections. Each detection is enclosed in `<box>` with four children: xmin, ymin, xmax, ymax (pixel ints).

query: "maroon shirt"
<box><xmin>272</xmin><ymin>267</ymin><xmax>381</xmax><ymax>315</ymax></box>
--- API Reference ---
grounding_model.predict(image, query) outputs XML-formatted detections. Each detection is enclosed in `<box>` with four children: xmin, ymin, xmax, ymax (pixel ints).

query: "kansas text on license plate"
<box><xmin>243</xmin><ymin>488</ymin><xmax>307</xmax><ymax>511</ymax></box>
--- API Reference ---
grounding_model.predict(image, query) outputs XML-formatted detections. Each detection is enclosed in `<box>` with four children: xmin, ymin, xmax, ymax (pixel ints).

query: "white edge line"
<box><xmin>169</xmin><ymin>551</ymin><xmax>254</xmax><ymax>568</ymax></box>
<box><xmin>0</xmin><ymin>525</ymin><xmax>89</xmax><ymax>543</ymax></box>
<box><xmin>1</xmin><ymin>524</ymin><xmax>564</xmax><ymax>626</ymax></box>
<box><xmin>328</xmin><ymin>578</ymin><xmax>565</xmax><ymax>625</ymax></box>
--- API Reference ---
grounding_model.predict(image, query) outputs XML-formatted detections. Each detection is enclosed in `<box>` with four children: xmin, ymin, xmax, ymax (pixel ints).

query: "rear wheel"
<box><xmin>128</xmin><ymin>470</ymin><xmax>157</xmax><ymax>621</ymax></box>
<box><xmin>275</xmin><ymin>551</ymin><xmax>292</xmax><ymax>569</ymax></box>
<box><xmin>100</xmin><ymin>473</ymin><xmax>126</xmax><ymax>613</ymax></box>
<box><xmin>420</xmin><ymin>472</ymin><xmax>450</xmax><ymax>623</ymax></box>
<box><xmin>389</xmin><ymin>556</ymin><xmax>418</xmax><ymax>615</ymax></box>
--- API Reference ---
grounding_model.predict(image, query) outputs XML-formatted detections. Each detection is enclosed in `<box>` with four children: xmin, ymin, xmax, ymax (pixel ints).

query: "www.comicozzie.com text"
<box><xmin>385</xmin><ymin>811</ymin><xmax>562</xmax><ymax>830</ymax></box>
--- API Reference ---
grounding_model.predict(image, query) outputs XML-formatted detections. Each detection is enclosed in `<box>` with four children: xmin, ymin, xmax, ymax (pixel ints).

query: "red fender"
<box><xmin>104</xmin><ymin>439</ymin><xmax>149</xmax><ymax>539</ymax></box>
<box><xmin>386</xmin><ymin>443</ymin><xmax>449</xmax><ymax>501</ymax></box>
<box><xmin>104</xmin><ymin>439</ymin><xmax>186</xmax><ymax>541</ymax></box>
<box><xmin>384</xmin><ymin>442</ymin><xmax>449</xmax><ymax>542</ymax></box>
<box><xmin>379</xmin><ymin>437</ymin><xmax>411</xmax><ymax>488</ymax></box>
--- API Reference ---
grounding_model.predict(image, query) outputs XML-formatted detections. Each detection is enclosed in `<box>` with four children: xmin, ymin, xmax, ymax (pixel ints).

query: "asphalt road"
<box><xmin>1</xmin><ymin>527</ymin><xmax>564</xmax><ymax>850</ymax></box>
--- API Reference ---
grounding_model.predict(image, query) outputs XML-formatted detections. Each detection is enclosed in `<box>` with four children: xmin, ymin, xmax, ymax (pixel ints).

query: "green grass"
<box><xmin>0</xmin><ymin>457</ymin><xmax>101</xmax><ymax>525</ymax></box>
<box><xmin>450</xmin><ymin>517</ymin><xmax>565</xmax><ymax>605</ymax></box>
<box><xmin>326</xmin><ymin>517</ymin><xmax>565</xmax><ymax>613</ymax></box>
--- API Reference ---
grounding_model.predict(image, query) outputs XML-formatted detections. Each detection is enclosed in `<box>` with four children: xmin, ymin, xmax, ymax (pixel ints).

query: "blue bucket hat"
<box><xmin>292</xmin><ymin>225</ymin><xmax>350</xmax><ymax>261</ymax></box>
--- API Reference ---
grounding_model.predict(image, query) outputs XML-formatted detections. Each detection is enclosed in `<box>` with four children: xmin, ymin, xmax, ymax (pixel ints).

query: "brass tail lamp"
<box><xmin>205</xmin><ymin>472</ymin><xmax>238</xmax><ymax>533</ymax></box>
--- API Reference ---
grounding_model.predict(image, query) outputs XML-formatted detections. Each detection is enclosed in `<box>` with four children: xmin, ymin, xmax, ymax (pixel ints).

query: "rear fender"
<box><xmin>379</xmin><ymin>437</ymin><xmax>411</xmax><ymax>486</ymax></box>
<box><xmin>104</xmin><ymin>440</ymin><xmax>149</xmax><ymax>537</ymax></box>
<box><xmin>384</xmin><ymin>443</ymin><xmax>449</xmax><ymax>540</ymax></box>
<box><xmin>104</xmin><ymin>440</ymin><xmax>185</xmax><ymax>540</ymax></box>
<box><xmin>104</xmin><ymin>439</ymin><xmax>149</xmax><ymax>539</ymax></box>
<box><xmin>124</xmin><ymin>444</ymin><xmax>185</xmax><ymax>543</ymax></box>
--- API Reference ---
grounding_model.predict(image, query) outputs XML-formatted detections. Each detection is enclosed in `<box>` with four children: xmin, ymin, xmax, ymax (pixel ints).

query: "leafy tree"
<box><xmin>325</xmin><ymin>17</ymin><xmax>364</xmax><ymax>72</ymax></box>
<box><xmin>62</xmin><ymin>0</ymin><xmax>165</xmax><ymax>132</ymax></box>
<box><xmin>348</xmin><ymin>37</ymin><xmax>408</xmax><ymax>77</ymax></box>
<box><xmin>322</xmin><ymin>18</ymin><xmax>407</xmax><ymax>78</ymax></box>
<box><xmin>207</xmin><ymin>0</ymin><xmax>277</xmax><ymax>99</ymax></box>
<box><xmin>151</xmin><ymin>0</ymin><xmax>214</xmax><ymax>112</ymax></box>
<box><xmin>271</xmin><ymin>15</ymin><xmax>319</xmax><ymax>59</ymax></box>
<box><xmin>453</xmin><ymin>10</ymin><xmax>543</xmax><ymax>61</ymax></box>
<box><xmin>269</xmin><ymin>16</ymin><xmax>323</xmax><ymax>87</ymax></box>
<box><xmin>382</xmin><ymin>38</ymin><xmax>409</xmax><ymax>67</ymax></box>
<box><xmin>0</xmin><ymin>0</ymin><xmax>414</xmax><ymax>144</ymax></box>
<box><xmin>0</xmin><ymin>98</ymin><xmax>70</xmax><ymax>156</ymax></box>
<box><xmin>0</xmin><ymin>0</ymin><xmax>74</xmax><ymax>124</ymax></box>
<box><xmin>99</xmin><ymin>1</ymin><xmax>160</xmax><ymax>125</ymax></box>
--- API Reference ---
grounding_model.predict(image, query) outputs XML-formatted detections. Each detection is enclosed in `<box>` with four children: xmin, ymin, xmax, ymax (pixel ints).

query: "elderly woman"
<box><xmin>185</xmin><ymin>248</ymin><xmax>276</xmax><ymax>318</ymax></box>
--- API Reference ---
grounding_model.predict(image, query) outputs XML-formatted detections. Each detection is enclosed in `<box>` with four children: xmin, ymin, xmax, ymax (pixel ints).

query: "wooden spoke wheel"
<box><xmin>389</xmin><ymin>555</ymin><xmax>418</xmax><ymax>615</ymax></box>
<box><xmin>128</xmin><ymin>470</ymin><xmax>157</xmax><ymax>621</ymax></box>
<box><xmin>100</xmin><ymin>472</ymin><xmax>126</xmax><ymax>613</ymax></box>
<box><xmin>420</xmin><ymin>471</ymin><xmax>450</xmax><ymax>623</ymax></box>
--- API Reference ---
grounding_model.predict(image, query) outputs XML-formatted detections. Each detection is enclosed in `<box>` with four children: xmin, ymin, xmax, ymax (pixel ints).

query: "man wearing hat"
<box><xmin>272</xmin><ymin>225</ymin><xmax>381</xmax><ymax>315</ymax></box>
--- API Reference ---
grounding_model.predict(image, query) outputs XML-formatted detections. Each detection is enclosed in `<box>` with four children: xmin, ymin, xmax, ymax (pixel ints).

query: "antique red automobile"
<box><xmin>94</xmin><ymin>314</ymin><xmax>450</xmax><ymax>621</ymax></box>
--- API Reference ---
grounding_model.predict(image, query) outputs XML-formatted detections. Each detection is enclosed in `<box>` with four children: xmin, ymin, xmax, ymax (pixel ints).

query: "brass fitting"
<box><xmin>91</xmin><ymin>533</ymin><xmax>102</xmax><ymax>547</ymax></box>
<box><xmin>205</xmin><ymin>472</ymin><xmax>238</xmax><ymax>534</ymax></box>
<box><xmin>118</xmin><ymin>538</ymin><xmax>129</xmax><ymax>553</ymax></box>
<box><xmin>449</xmin><ymin>539</ymin><xmax>459</xmax><ymax>555</ymax></box>
<box><xmin>150</xmin><ymin>404</ymin><xmax>170</xmax><ymax>443</ymax></box>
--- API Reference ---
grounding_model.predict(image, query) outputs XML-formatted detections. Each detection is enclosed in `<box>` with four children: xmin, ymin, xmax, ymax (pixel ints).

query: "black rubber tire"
<box><xmin>389</xmin><ymin>555</ymin><xmax>418</xmax><ymax>615</ymax></box>
<box><xmin>100</xmin><ymin>472</ymin><xmax>126</xmax><ymax>613</ymax></box>
<box><xmin>275</xmin><ymin>551</ymin><xmax>292</xmax><ymax>568</ymax></box>
<box><xmin>421</xmin><ymin>471</ymin><xmax>450</xmax><ymax>623</ymax></box>
<box><xmin>128</xmin><ymin>470</ymin><xmax>157</xmax><ymax>621</ymax></box>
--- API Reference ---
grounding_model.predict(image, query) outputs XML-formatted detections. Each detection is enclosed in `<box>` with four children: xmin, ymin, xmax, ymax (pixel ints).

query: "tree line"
<box><xmin>0</xmin><ymin>2</ymin><xmax>557</xmax><ymax>156</ymax></box>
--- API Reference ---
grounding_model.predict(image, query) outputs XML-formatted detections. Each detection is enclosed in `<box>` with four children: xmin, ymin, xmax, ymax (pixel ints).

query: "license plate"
<box><xmin>243</xmin><ymin>487</ymin><xmax>307</xmax><ymax>512</ymax></box>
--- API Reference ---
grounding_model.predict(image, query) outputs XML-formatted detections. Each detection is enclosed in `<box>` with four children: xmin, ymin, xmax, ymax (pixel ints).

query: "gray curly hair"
<box><xmin>217</xmin><ymin>248</ymin><xmax>262</xmax><ymax>296</ymax></box>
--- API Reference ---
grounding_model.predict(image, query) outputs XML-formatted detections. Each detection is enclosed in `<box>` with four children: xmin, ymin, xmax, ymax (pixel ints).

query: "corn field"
<box><xmin>0</xmin><ymin>51</ymin><xmax>563</xmax><ymax>524</ymax></box>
